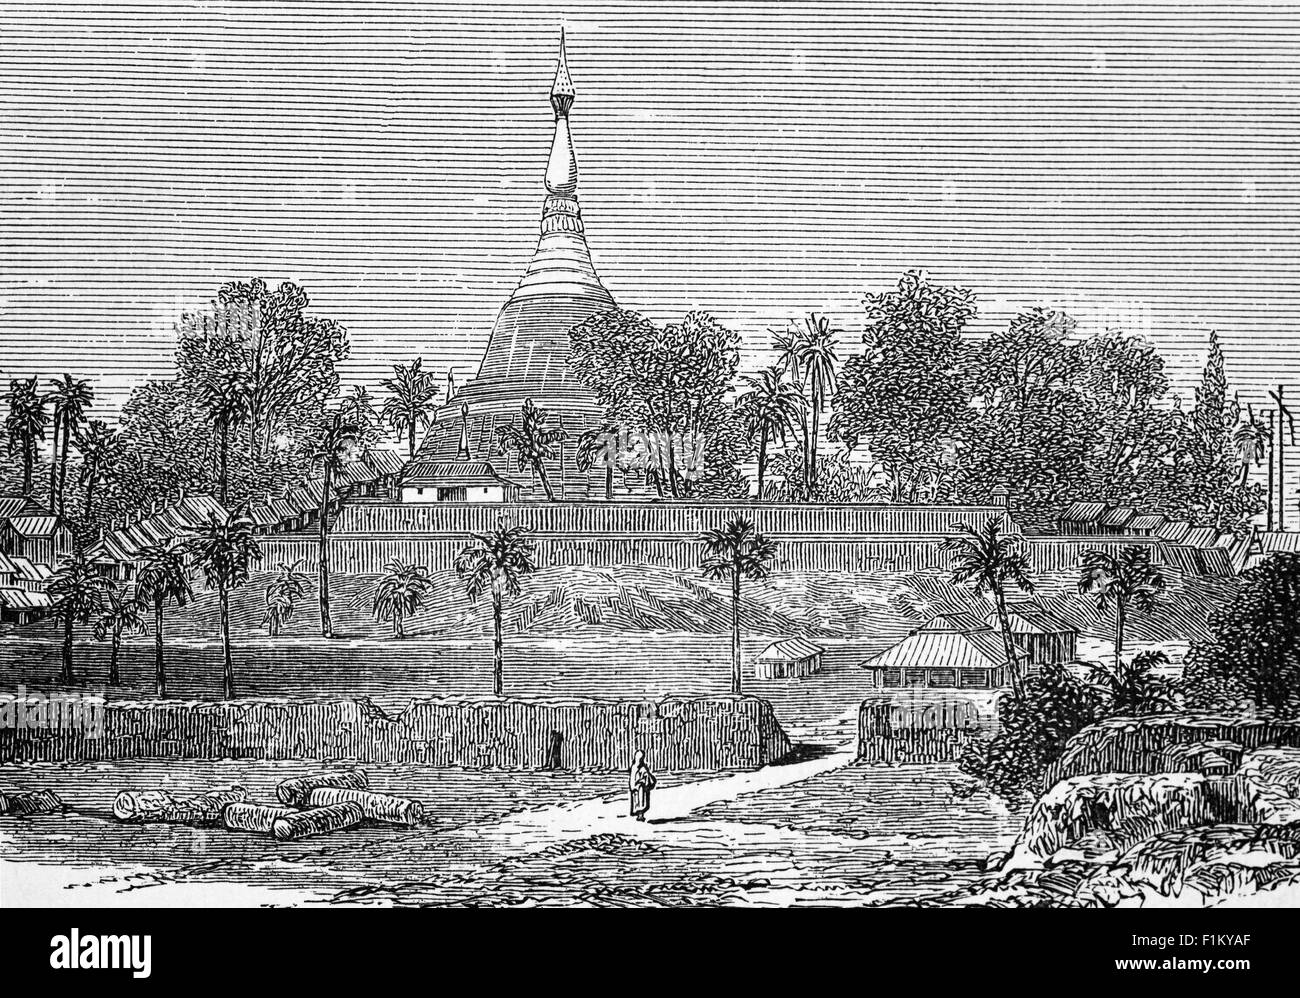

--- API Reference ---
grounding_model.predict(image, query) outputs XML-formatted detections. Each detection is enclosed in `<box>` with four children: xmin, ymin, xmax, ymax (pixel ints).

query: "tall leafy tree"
<box><xmin>496</xmin><ymin>399</ymin><xmax>565</xmax><ymax>501</ymax></box>
<box><xmin>569</xmin><ymin>308</ymin><xmax>746</xmax><ymax>498</ymax></box>
<box><xmin>192</xmin><ymin>354</ymin><xmax>253</xmax><ymax>505</ymax></box>
<box><xmin>1078</xmin><ymin>545</ymin><xmax>1167</xmax><ymax>683</ymax></box>
<box><xmin>380</xmin><ymin>358</ymin><xmax>439</xmax><ymax>459</ymax></box>
<box><xmin>830</xmin><ymin>271</ymin><xmax>976</xmax><ymax>501</ymax></box>
<box><xmin>74</xmin><ymin>418</ymin><xmax>124</xmax><ymax>515</ymax></box>
<box><xmin>942</xmin><ymin>519</ymin><xmax>1035</xmax><ymax>700</ymax></box>
<box><xmin>308</xmin><ymin>410</ymin><xmax>360</xmax><ymax>638</ymax></box>
<box><xmin>216</xmin><ymin>279</ymin><xmax>349</xmax><ymax>459</ymax></box>
<box><xmin>959</xmin><ymin>308</ymin><xmax>1096</xmax><ymax>525</ymax></box>
<box><xmin>92</xmin><ymin>587</ymin><xmax>149</xmax><ymax>687</ymax></box>
<box><xmin>1187</xmin><ymin>329</ymin><xmax>1252</xmax><ymax>530</ymax></box>
<box><xmin>134</xmin><ymin>543</ymin><xmax>192</xmax><ymax>698</ymax></box>
<box><xmin>700</xmin><ymin>515</ymin><xmax>779</xmax><ymax>695</ymax></box>
<box><xmin>371</xmin><ymin>559</ymin><xmax>434</xmax><ymax>639</ymax></box>
<box><xmin>4</xmin><ymin>377</ymin><xmax>49</xmax><ymax>497</ymax></box>
<box><xmin>455</xmin><ymin>520</ymin><xmax>537</xmax><ymax>696</ymax></box>
<box><xmin>45</xmin><ymin>374</ymin><xmax>94</xmax><ymax>516</ymax></box>
<box><xmin>736</xmin><ymin>367</ymin><xmax>805</xmax><ymax>499</ymax></box>
<box><xmin>48</xmin><ymin>550</ymin><xmax>111</xmax><ymax>685</ymax></box>
<box><xmin>187</xmin><ymin>510</ymin><xmax>262</xmax><ymax>699</ymax></box>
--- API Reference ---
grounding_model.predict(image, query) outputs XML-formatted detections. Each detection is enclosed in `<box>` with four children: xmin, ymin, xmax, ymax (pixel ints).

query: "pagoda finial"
<box><xmin>544</xmin><ymin>29</ymin><xmax>579</xmax><ymax>196</ymax></box>
<box><xmin>551</xmin><ymin>28</ymin><xmax>574</xmax><ymax>118</ymax></box>
<box><xmin>457</xmin><ymin>401</ymin><xmax>471</xmax><ymax>460</ymax></box>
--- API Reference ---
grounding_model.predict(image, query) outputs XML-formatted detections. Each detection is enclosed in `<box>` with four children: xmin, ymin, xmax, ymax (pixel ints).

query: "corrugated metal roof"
<box><xmin>1128</xmin><ymin>513</ymin><xmax>1168</xmax><ymax>531</ymax></box>
<box><xmin>0</xmin><ymin>497</ymin><xmax>39</xmax><ymax>520</ymax></box>
<box><xmin>364</xmin><ymin>449</ymin><xmax>406</xmax><ymax>477</ymax></box>
<box><xmin>987</xmin><ymin>606</ymin><xmax>1077</xmax><ymax>636</ymax></box>
<box><xmin>1182</xmin><ymin>526</ymin><xmax>1219</xmax><ymax>548</ymax></box>
<box><xmin>0</xmin><ymin>551</ymin><xmax>16</xmax><ymax>575</ymax></box>
<box><xmin>756</xmin><ymin>637</ymin><xmax>824</xmax><ymax>662</ymax></box>
<box><xmin>0</xmin><ymin>587</ymin><xmax>52</xmax><ymax>610</ymax></box>
<box><xmin>4</xmin><ymin>515</ymin><xmax>61</xmax><ymax>537</ymax></box>
<box><xmin>1060</xmin><ymin>502</ymin><xmax>1108</xmax><ymax>523</ymax></box>
<box><xmin>913</xmin><ymin>612</ymin><xmax>990</xmax><ymax>634</ymax></box>
<box><xmin>1157</xmin><ymin>521</ymin><xmax>1193</xmax><ymax>542</ymax></box>
<box><xmin>1099</xmin><ymin>506</ymin><xmax>1137</xmax><ymax>527</ymax></box>
<box><xmin>10</xmin><ymin>557</ymin><xmax>52</xmax><ymax>582</ymax></box>
<box><xmin>1258</xmin><ymin>532</ymin><xmax>1300</xmax><ymax>554</ymax></box>
<box><xmin>862</xmin><ymin>630</ymin><xmax>1016</xmax><ymax>672</ymax></box>
<box><xmin>402</xmin><ymin>460</ymin><xmax>518</xmax><ymax>487</ymax></box>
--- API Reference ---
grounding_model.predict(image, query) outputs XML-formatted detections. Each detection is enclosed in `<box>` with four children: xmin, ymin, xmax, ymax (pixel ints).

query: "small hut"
<box><xmin>984</xmin><ymin>605</ymin><xmax>1078</xmax><ymax>666</ymax></box>
<box><xmin>754</xmin><ymin>638</ymin><xmax>824</xmax><ymax>679</ymax></box>
<box><xmin>860</xmin><ymin>629</ymin><xmax>1018</xmax><ymax>689</ymax></box>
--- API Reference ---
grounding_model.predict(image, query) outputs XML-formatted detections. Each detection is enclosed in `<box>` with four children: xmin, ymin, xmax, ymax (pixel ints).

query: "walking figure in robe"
<box><xmin>629</xmin><ymin>750</ymin><xmax>656</xmax><ymax>821</ymax></box>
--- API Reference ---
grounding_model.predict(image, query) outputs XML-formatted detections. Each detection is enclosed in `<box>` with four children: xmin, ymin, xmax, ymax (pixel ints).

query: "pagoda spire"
<box><xmin>544</xmin><ymin>30</ymin><xmax>579</xmax><ymax>198</ymax></box>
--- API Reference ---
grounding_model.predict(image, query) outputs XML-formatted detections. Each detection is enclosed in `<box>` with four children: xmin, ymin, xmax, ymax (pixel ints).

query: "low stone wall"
<box><xmin>1042</xmin><ymin>714</ymin><xmax>1300</xmax><ymax>790</ymax></box>
<box><xmin>0</xmin><ymin>693</ymin><xmax>791</xmax><ymax>772</ymax></box>
<box><xmin>857</xmin><ymin>696</ymin><xmax>996</xmax><ymax>764</ymax></box>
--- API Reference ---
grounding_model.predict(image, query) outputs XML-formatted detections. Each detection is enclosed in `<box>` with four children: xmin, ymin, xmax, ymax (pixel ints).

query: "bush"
<box><xmin>959</xmin><ymin>665</ymin><xmax>1103</xmax><ymax>800</ymax></box>
<box><xmin>1183</xmin><ymin>553</ymin><xmax>1300</xmax><ymax>715</ymax></box>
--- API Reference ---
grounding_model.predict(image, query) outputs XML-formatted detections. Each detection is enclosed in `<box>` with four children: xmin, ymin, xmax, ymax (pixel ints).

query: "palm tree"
<box><xmin>342</xmin><ymin>385</ymin><xmax>382</xmax><ymax>452</ymax></box>
<box><xmin>1078</xmin><ymin>545</ymin><xmax>1167</xmax><ymax>686</ymax></box>
<box><xmin>371</xmin><ymin>559</ymin><xmax>434</xmax><ymax>638</ymax></box>
<box><xmin>309</xmin><ymin>410</ymin><xmax>360</xmax><ymax>638</ymax></box>
<box><xmin>48</xmin><ymin>550</ymin><xmax>111</xmax><ymax>685</ymax></box>
<box><xmin>454</xmin><ymin>519</ymin><xmax>537</xmax><ymax>695</ymax></box>
<box><xmin>942</xmin><ymin>518</ymin><xmax>1035</xmax><ymax>700</ymax></box>
<box><xmin>576</xmin><ymin>424</ymin><xmax>617</xmax><ymax>500</ymax></box>
<box><xmin>380</xmin><ymin>358</ymin><xmax>440</xmax><ymax>460</ymax></box>
<box><xmin>75</xmin><ymin>418</ymin><xmax>123</xmax><ymax>514</ymax></box>
<box><xmin>1233</xmin><ymin>403</ymin><xmax>1269</xmax><ymax>488</ymax></box>
<box><xmin>795</xmin><ymin>313</ymin><xmax>840</xmax><ymax>496</ymax></box>
<box><xmin>45</xmin><ymin>374</ymin><xmax>94</xmax><ymax>516</ymax></box>
<box><xmin>496</xmin><ymin>399</ymin><xmax>565</xmax><ymax>501</ymax></box>
<box><xmin>92</xmin><ymin>587</ymin><xmax>149</xmax><ymax>686</ymax></box>
<box><xmin>186</xmin><ymin>510</ymin><xmax>263</xmax><ymax>699</ymax></box>
<box><xmin>700</xmin><ymin>515</ymin><xmax>779</xmax><ymax>695</ymax></box>
<box><xmin>134</xmin><ymin>543</ymin><xmax>192</xmax><ymax>698</ymax></box>
<box><xmin>262</xmin><ymin>560</ymin><xmax>310</xmax><ymax>637</ymax></box>
<box><xmin>772</xmin><ymin>327</ymin><xmax>808</xmax><ymax>489</ymax></box>
<box><xmin>194</xmin><ymin>367</ymin><xmax>252</xmax><ymax>504</ymax></box>
<box><xmin>735</xmin><ymin>367</ymin><xmax>805</xmax><ymax>499</ymax></box>
<box><xmin>4</xmin><ymin>377</ymin><xmax>49</xmax><ymax>496</ymax></box>
<box><xmin>1087</xmin><ymin>649</ymin><xmax>1176</xmax><ymax>717</ymax></box>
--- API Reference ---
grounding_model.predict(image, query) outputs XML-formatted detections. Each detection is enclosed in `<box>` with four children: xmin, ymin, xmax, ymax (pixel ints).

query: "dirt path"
<box><xmin>2</xmin><ymin>714</ymin><xmax>863</xmax><ymax>908</ymax></box>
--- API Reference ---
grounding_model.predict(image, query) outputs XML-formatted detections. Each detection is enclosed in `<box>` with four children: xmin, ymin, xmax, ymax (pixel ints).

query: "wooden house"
<box><xmin>753</xmin><ymin>638</ymin><xmax>824</xmax><ymax>679</ymax></box>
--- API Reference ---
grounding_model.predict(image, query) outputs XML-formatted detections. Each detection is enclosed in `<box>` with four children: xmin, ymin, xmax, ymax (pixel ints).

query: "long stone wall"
<box><xmin>857</xmin><ymin>696</ymin><xmax>998</xmax><ymax>764</ymax></box>
<box><xmin>1042</xmin><ymin>714</ymin><xmax>1300</xmax><ymax>789</ymax></box>
<box><xmin>0</xmin><ymin>693</ymin><xmax>792</xmax><ymax>772</ymax></box>
<box><xmin>249</xmin><ymin>501</ymin><xmax>1176</xmax><ymax>576</ymax></box>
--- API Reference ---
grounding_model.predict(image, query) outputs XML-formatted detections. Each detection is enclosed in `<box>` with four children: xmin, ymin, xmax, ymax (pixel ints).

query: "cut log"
<box><xmin>0</xmin><ymin>790</ymin><xmax>65</xmax><ymax>816</ymax></box>
<box><xmin>275</xmin><ymin>768</ymin><xmax>369</xmax><ymax>806</ymax></box>
<box><xmin>112</xmin><ymin>786</ymin><xmax>247</xmax><ymax>825</ymax></box>
<box><xmin>304</xmin><ymin>787</ymin><xmax>425</xmax><ymax>826</ymax></box>
<box><xmin>271</xmin><ymin>801</ymin><xmax>364</xmax><ymax>841</ymax></box>
<box><xmin>222</xmin><ymin>802</ymin><xmax>297</xmax><ymax>834</ymax></box>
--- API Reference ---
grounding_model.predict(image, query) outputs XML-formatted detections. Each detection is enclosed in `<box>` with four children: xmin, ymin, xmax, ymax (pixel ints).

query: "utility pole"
<box><xmin>1268</xmin><ymin>385</ymin><xmax>1295</xmax><ymax>532</ymax></box>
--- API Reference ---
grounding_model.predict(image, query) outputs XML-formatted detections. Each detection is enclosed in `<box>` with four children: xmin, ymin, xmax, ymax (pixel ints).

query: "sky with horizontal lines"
<box><xmin>1</xmin><ymin>0</ymin><xmax>1298</xmax><ymax>419</ymax></box>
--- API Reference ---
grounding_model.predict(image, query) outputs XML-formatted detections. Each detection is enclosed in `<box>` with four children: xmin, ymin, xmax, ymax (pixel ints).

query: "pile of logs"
<box><xmin>0</xmin><ymin>789</ymin><xmax>65</xmax><ymax>816</ymax></box>
<box><xmin>110</xmin><ymin>768</ymin><xmax>426</xmax><ymax>842</ymax></box>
